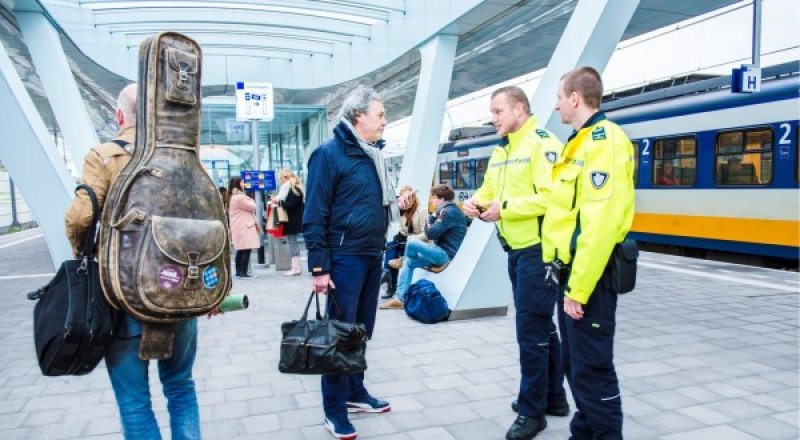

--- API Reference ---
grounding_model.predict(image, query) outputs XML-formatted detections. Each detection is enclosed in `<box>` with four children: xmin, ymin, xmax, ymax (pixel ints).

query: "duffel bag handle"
<box><xmin>75</xmin><ymin>184</ymin><xmax>100</xmax><ymax>260</ymax></box>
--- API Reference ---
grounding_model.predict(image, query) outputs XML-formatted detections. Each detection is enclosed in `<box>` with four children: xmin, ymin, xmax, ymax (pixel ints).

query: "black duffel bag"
<box><xmin>609</xmin><ymin>238</ymin><xmax>639</xmax><ymax>294</ymax></box>
<box><xmin>279</xmin><ymin>291</ymin><xmax>368</xmax><ymax>375</ymax></box>
<box><xmin>28</xmin><ymin>184</ymin><xmax>117</xmax><ymax>376</ymax></box>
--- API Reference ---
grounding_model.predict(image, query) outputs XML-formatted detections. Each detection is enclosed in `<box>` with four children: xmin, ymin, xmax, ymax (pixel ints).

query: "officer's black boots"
<box><xmin>511</xmin><ymin>394</ymin><xmax>571</xmax><ymax>417</ymax></box>
<box><xmin>506</xmin><ymin>415</ymin><xmax>547</xmax><ymax>440</ymax></box>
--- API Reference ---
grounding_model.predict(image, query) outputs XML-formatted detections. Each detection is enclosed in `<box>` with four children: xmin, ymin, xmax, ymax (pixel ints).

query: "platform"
<box><xmin>0</xmin><ymin>228</ymin><xmax>797</xmax><ymax>439</ymax></box>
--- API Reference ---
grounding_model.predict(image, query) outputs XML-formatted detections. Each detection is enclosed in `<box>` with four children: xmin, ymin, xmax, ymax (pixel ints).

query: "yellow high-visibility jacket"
<box><xmin>473</xmin><ymin>116</ymin><xmax>563</xmax><ymax>250</ymax></box>
<box><xmin>542</xmin><ymin>112</ymin><xmax>635</xmax><ymax>304</ymax></box>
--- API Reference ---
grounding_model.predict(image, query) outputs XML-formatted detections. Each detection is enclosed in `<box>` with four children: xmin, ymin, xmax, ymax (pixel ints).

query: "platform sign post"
<box><xmin>236</xmin><ymin>81</ymin><xmax>274</xmax><ymax>265</ymax></box>
<box><xmin>731</xmin><ymin>64</ymin><xmax>761</xmax><ymax>94</ymax></box>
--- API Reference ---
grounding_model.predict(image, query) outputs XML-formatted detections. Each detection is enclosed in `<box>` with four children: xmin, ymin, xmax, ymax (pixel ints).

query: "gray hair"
<box><xmin>337</xmin><ymin>84</ymin><xmax>382</xmax><ymax>124</ymax></box>
<box><xmin>116</xmin><ymin>83</ymin><xmax>137</xmax><ymax>122</ymax></box>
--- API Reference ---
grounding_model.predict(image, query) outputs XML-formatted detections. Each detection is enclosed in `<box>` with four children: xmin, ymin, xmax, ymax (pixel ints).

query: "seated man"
<box><xmin>380</xmin><ymin>184</ymin><xmax>467</xmax><ymax>309</ymax></box>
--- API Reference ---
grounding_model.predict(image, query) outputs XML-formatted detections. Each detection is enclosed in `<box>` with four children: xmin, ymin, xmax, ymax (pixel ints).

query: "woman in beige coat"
<box><xmin>227</xmin><ymin>176</ymin><xmax>261</xmax><ymax>278</ymax></box>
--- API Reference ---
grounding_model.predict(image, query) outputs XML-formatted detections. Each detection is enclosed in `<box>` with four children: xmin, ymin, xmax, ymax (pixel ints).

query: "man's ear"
<box><xmin>115</xmin><ymin>108</ymin><xmax>124</xmax><ymax>127</ymax></box>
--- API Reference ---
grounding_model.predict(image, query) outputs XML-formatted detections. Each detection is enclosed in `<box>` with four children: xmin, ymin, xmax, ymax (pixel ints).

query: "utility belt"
<box><xmin>546</xmin><ymin>238</ymin><xmax>639</xmax><ymax>295</ymax></box>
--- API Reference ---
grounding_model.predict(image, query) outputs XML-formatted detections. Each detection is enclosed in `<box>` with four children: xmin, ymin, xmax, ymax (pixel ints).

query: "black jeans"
<box><xmin>234</xmin><ymin>249</ymin><xmax>252</xmax><ymax>276</ymax></box>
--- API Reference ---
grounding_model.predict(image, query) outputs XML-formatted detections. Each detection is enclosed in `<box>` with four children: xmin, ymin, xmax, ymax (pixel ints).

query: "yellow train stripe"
<box><xmin>632</xmin><ymin>213</ymin><xmax>800</xmax><ymax>248</ymax></box>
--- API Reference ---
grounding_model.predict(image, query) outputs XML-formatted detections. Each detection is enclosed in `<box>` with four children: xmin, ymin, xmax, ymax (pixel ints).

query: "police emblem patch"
<box><xmin>545</xmin><ymin>151</ymin><xmax>557</xmax><ymax>164</ymax></box>
<box><xmin>591</xmin><ymin>127</ymin><xmax>606</xmax><ymax>140</ymax></box>
<box><xmin>535</xmin><ymin>128</ymin><xmax>550</xmax><ymax>138</ymax></box>
<box><xmin>591</xmin><ymin>171</ymin><xmax>609</xmax><ymax>189</ymax></box>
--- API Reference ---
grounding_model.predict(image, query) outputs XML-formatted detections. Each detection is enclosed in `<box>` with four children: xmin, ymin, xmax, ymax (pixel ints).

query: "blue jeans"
<box><xmin>106</xmin><ymin>315</ymin><xmax>200</xmax><ymax>440</ymax></box>
<box><xmin>508</xmin><ymin>244</ymin><xmax>564</xmax><ymax>418</ymax></box>
<box><xmin>322</xmin><ymin>254</ymin><xmax>382</xmax><ymax>419</ymax></box>
<box><xmin>394</xmin><ymin>240</ymin><xmax>450</xmax><ymax>302</ymax></box>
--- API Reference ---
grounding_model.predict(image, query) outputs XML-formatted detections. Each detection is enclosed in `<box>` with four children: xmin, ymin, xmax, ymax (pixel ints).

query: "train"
<box><xmin>427</xmin><ymin>61</ymin><xmax>800</xmax><ymax>266</ymax></box>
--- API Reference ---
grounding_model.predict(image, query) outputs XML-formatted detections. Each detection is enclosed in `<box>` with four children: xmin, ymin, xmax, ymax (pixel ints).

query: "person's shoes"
<box><xmin>283</xmin><ymin>269</ymin><xmax>301</xmax><ymax>276</ymax></box>
<box><xmin>237</xmin><ymin>273</ymin><xmax>255</xmax><ymax>279</ymax></box>
<box><xmin>511</xmin><ymin>397</ymin><xmax>571</xmax><ymax>417</ymax></box>
<box><xmin>324</xmin><ymin>416</ymin><xmax>357</xmax><ymax>439</ymax></box>
<box><xmin>506</xmin><ymin>415</ymin><xmax>547</xmax><ymax>440</ymax></box>
<box><xmin>425</xmin><ymin>263</ymin><xmax>449</xmax><ymax>273</ymax></box>
<box><xmin>388</xmin><ymin>257</ymin><xmax>404</xmax><ymax>269</ymax></box>
<box><xmin>379</xmin><ymin>298</ymin><xmax>404</xmax><ymax>309</ymax></box>
<box><xmin>346</xmin><ymin>395</ymin><xmax>391</xmax><ymax>413</ymax></box>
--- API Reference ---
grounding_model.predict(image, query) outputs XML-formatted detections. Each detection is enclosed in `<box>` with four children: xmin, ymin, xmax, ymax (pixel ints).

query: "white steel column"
<box><xmin>532</xmin><ymin>0</ymin><xmax>641</xmax><ymax>140</ymax></box>
<box><xmin>422</xmin><ymin>0</ymin><xmax>641</xmax><ymax>318</ymax></box>
<box><xmin>16</xmin><ymin>11</ymin><xmax>99</xmax><ymax>173</ymax></box>
<box><xmin>399</xmin><ymin>34</ymin><xmax>457</xmax><ymax>205</ymax></box>
<box><xmin>0</xmin><ymin>41</ymin><xmax>74</xmax><ymax>267</ymax></box>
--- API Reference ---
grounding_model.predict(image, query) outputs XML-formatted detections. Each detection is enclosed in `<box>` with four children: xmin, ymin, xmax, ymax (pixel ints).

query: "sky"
<box><xmin>382</xmin><ymin>0</ymin><xmax>800</xmax><ymax>156</ymax></box>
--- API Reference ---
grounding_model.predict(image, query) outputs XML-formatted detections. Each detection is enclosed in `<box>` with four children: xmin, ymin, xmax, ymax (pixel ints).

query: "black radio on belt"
<box><xmin>545</xmin><ymin>259</ymin><xmax>569</xmax><ymax>287</ymax></box>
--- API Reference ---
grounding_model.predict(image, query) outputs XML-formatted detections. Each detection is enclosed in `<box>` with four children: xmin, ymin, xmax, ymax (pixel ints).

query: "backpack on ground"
<box><xmin>99</xmin><ymin>32</ymin><xmax>231</xmax><ymax>360</ymax></box>
<box><xmin>405</xmin><ymin>280</ymin><xmax>450</xmax><ymax>324</ymax></box>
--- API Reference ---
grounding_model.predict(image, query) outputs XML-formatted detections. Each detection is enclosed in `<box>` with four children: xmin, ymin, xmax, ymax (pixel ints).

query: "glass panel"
<box><xmin>455</xmin><ymin>161</ymin><xmax>472</xmax><ymax>189</ymax></box>
<box><xmin>653</xmin><ymin>137</ymin><xmax>696</xmax><ymax>186</ymax></box>
<box><xmin>716</xmin><ymin>128</ymin><xmax>772</xmax><ymax>186</ymax></box>
<box><xmin>745</xmin><ymin>129</ymin><xmax>772</xmax><ymax>151</ymax></box>
<box><xmin>475</xmin><ymin>159</ymin><xmax>489</xmax><ymax>188</ymax></box>
<box><xmin>717</xmin><ymin>131</ymin><xmax>743</xmax><ymax>154</ymax></box>
<box><xmin>439</xmin><ymin>162</ymin><xmax>453</xmax><ymax>185</ymax></box>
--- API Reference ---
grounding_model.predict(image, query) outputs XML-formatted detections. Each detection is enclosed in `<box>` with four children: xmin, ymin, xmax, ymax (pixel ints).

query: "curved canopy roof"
<box><xmin>18</xmin><ymin>0</ymin><xmax>741</xmax><ymax>121</ymax></box>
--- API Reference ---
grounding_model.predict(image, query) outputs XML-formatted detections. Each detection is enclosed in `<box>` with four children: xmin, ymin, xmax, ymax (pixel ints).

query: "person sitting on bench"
<box><xmin>380</xmin><ymin>184</ymin><xmax>467</xmax><ymax>309</ymax></box>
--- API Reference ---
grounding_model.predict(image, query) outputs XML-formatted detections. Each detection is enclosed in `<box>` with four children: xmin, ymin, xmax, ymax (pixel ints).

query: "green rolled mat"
<box><xmin>219</xmin><ymin>294</ymin><xmax>249</xmax><ymax>313</ymax></box>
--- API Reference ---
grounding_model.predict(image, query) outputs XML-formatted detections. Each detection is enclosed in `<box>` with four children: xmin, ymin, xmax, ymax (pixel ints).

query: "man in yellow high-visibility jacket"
<box><xmin>543</xmin><ymin>66</ymin><xmax>635</xmax><ymax>440</ymax></box>
<box><xmin>463</xmin><ymin>86</ymin><xmax>569</xmax><ymax>440</ymax></box>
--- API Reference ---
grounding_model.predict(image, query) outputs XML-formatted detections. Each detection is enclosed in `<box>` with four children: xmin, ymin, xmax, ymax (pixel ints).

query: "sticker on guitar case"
<box><xmin>158</xmin><ymin>265</ymin><xmax>182</xmax><ymax>289</ymax></box>
<box><xmin>203</xmin><ymin>265</ymin><xmax>220</xmax><ymax>289</ymax></box>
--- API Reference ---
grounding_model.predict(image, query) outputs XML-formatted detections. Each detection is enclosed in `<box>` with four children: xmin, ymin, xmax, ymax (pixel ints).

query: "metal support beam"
<box><xmin>752</xmin><ymin>0</ymin><xmax>762</xmax><ymax>66</ymax></box>
<box><xmin>533</xmin><ymin>0</ymin><xmax>640</xmax><ymax>140</ymax></box>
<box><xmin>399</xmin><ymin>34</ymin><xmax>457</xmax><ymax>205</ymax></box>
<box><xmin>0</xmin><ymin>40</ymin><xmax>75</xmax><ymax>267</ymax></box>
<box><xmin>17</xmin><ymin>11</ymin><xmax>99</xmax><ymax>173</ymax></box>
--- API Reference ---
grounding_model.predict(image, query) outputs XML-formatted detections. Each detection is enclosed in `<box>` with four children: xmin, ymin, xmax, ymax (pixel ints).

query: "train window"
<box><xmin>715</xmin><ymin>128</ymin><xmax>772</xmax><ymax>186</ymax></box>
<box><xmin>455</xmin><ymin>161</ymin><xmax>473</xmax><ymax>189</ymax></box>
<box><xmin>439</xmin><ymin>162</ymin><xmax>454</xmax><ymax>186</ymax></box>
<box><xmin>475</xmin><ymin>158</ymin><xmax>489</xmax><ymax>188</ymax></box>
<box><xmin>634</xmin><ymin>140</ymin><xmax>641</xmax><ymax>185</ymax></box>
<box><xmin>653</xmin><ymin>136</ymin><xmax>696</xmax><ymax>186</ymax></box>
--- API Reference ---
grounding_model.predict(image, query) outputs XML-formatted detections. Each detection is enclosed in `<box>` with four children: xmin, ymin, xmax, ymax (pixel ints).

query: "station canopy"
<box><xmin>30</xmin><ymin>0</ymin><xmax>741</xmax><ymax>120</ymax></box>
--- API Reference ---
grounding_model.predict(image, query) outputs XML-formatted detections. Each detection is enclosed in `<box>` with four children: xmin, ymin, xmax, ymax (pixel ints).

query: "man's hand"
<box><xmin>462</xmin><ymin>198</ymin><xmax>480</xmax><ymax>217</ymax></box>
<box><xmin>312</xmin><ymin>274</ymin><xmax>336</xmax><ymax>294</ymax></box>
<box><xmin>479</xmin><ymin>201</ymin><xmax>502</xmax><ymax>222</ymax></box>
<box><xmin>397</xmin><ymin>192</ymin><xmax>412</xmax><ymax>210</ymax></box>
<box><xmin>207</xmin><ymin>308</ymin><xmax>222</xmax><ymax>319</ymax></box>
<box><xmin>564</xmin><ymin>296</ymin><xmax>584</xmax><ymax>320</ymax></box>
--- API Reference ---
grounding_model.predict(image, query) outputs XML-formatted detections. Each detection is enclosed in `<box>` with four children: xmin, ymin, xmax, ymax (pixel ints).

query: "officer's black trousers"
<box><xmin>558</xmin><ymin>274</ymin><xmax>623</xmax><ymax>440</ymax></box>
<box><xmin>508</xmin><ymin>245</ymin><xmax>566</xmax><ymax>418</ymax></box>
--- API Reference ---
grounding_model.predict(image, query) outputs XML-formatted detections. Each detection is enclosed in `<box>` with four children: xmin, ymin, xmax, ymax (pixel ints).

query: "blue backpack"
<box><xmin>405</xmin><ymin>280</ymin><xmax>450</xmax><ymax>324</ymax></box>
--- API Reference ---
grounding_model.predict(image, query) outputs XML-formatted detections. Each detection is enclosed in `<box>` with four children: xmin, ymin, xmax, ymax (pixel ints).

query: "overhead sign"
<box><xmin>235</xmin><ymin>82</ymin><xmax>274</xmax><ymax>121</ymax></box>
<box><xmin>731</xmin><ymin>64</ymin><xmax>761</xmax><ymax>94</ymax></box>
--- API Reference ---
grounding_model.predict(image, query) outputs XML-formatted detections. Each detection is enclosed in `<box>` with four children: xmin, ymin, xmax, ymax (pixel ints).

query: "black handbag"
<box><xmin>609</xmin><ymin>238</ymin><xmax>639</xmax><ymax>294</ymax></box>
<box><xmin>27</xmin><ymin>184</ymin><xmax>117</xmax><ymax>376</ymax></box>
<box><xmin>279</xmin><ymin>291</ymin><xmax>368</xmax><ymax>375</ymax></box>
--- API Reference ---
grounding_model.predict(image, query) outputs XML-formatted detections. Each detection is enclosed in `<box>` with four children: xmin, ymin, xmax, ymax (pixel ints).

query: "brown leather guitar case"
<box><xmin>99</xmin><ymin>32</ymin><xmax>231</xmax><ymax>359</ymax></box>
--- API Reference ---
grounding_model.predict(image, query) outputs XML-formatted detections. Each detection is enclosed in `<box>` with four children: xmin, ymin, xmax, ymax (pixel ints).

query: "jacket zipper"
<box><xmin>340</xmin><ymin>214</ymin><xmax>352</xmax><ymax>246</ymax></box>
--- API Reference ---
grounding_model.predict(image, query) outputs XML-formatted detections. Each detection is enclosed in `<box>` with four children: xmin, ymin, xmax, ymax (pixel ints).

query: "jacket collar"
<box><xmin>567</xmin><ymin>111</ymin><xmax>606</xmax><ymax>142</ymax></box>
<box><xmin>116</xmin><ymin>125</ymin><xmax>136</xmax><ymax>143</ymax></box>
<box><xmin>333</xmin><ymin>120</ymin><xmax>386</xmax><ymax>155</ymax></box>
<box><xmin>500</xmin><ymin>115</ymin><xmax>539</xmax><ymax>147</ymax></box>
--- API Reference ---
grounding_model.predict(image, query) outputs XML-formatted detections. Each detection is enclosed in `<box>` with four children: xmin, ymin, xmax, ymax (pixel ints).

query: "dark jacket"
<box><xmin>280</xmin><ymin>187</ymin><xmax>304</xmax><ymax>235</ymax></box>
<box><xmin>425</xmin><ymin>201</ymin><xmax>467</xmax><ymax>259</ymax></box>
<box><xmin>303</xmin><ymin>121</ymin><xmax>389</xmax><ymax>274</ymax></box>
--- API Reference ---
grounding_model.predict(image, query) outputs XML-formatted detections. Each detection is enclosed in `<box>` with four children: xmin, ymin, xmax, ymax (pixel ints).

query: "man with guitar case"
<box><xmin>64</xmin><ymin>32</ymin><xmax>229</xmax><ymax>439</ymax></box>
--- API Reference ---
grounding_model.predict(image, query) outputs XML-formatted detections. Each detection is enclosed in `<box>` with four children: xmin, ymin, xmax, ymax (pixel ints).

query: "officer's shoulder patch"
<box><xmin>591</xmin><ymin>126</ymin><xmax>606</xmax><ymax>141</ymax></box>
<box><xmin>544</xmin><ymin>151</ymin><xmax>558</xmax><ymax>164</ymax></box>
<box><xmin>535</xmin><ymin>128</ymin><xmax>550</xmax><ymax>139</ymax></box>
<box><xmin>590</xmin><ymin>171</ymin><xmax>609</xmax><ymax>189</ymax></box>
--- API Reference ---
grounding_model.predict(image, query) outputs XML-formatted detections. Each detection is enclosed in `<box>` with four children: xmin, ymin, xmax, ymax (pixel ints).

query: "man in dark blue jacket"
<box><xmin>303</xmin><ymin>85</ymin><xmax>396</xmax><ymax>440</ymax></box>
<box><xmin>380</xmin><ymin>184</ymin><xmax>467</xmax><ymax>309</ymax></box>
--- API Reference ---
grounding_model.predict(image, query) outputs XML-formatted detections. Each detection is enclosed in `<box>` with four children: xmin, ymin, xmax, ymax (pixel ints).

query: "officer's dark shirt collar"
<box><xmin>567</xmin><ymin>111</ymin><xmax>606</xmax><ymax>142</ymax></box>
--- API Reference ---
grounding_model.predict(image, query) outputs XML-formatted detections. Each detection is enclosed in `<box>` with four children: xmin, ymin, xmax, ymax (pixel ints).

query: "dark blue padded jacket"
<box><xmin>303</xmin><ymin>121</ymin><xmax>389</xmax><ymax>275</ymax></box>
<box><xmin>425</xmin><ymin>201</ymin><xmax>467</xmax><ymax>259</ymax></box>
